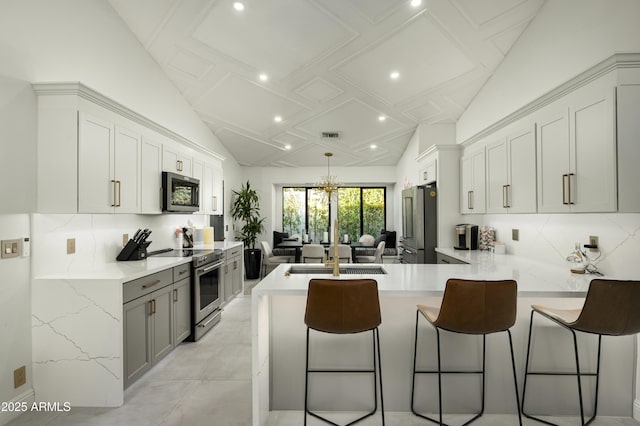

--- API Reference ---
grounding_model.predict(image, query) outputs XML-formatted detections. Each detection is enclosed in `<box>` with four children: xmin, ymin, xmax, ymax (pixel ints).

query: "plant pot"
<box><xmin>244</xmin><ymin>248</ymin><xmax>262</xmax><ymax>279</ymax></box>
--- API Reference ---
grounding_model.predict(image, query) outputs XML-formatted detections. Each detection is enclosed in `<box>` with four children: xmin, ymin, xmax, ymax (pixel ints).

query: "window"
<box><xmin>282</xmin><ymin>187</ymin><xmax>330</xmax><ymax>242</ymax></box>
<box><xmin>283</xmin><ymin>187</ymin><xmax>386</xmax><ymax>243</ymax></box>
<box><xmin>338</xmin><ymin>187</ymin><xmax>386</xmax><ymax>240</ymax></box>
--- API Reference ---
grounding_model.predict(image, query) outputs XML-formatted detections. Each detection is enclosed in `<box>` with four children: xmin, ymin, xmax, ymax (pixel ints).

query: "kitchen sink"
<box><xmin>286</xmin><ymin>265</ymin><xmax>387</xmax><ymax>275</ymax></box>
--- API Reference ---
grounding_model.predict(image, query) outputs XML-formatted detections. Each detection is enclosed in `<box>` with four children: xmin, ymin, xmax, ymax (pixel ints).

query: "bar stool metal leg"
<box><xmin>521</xmin><ymin>310</ymin><xmax>601</xmax><ymax>426</ymax></box>
<box><xmin>304</xmin><ymin>327</ymin><xmax>385</xmax><ymax>426</ymax></box>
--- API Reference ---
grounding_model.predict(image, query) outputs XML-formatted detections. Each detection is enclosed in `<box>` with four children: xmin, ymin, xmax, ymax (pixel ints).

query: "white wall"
<box><xmin>0</xmin><ymin>76</ymin><xmax>36</xmax><ymax>425</ymax></box>
<box><xmin>0</xmin><ymin>215</ymin><xmax>32</xmax><ymax>425</ymax></box>
<box><xmin>457</xmin><ymin>0</ymin><xmax>640</xmax><ymax>143</ymax></box>
<box><xmin>238</xmin><ymin>166</ymin><xmax>396</xmax><ymax>246</ymax></box>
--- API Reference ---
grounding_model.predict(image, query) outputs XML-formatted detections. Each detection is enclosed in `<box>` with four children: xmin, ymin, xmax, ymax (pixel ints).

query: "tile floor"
<box><xmin>8</xmin><ymin>279</ymin><xmax>640</xmax><ymax>426</ymax></box>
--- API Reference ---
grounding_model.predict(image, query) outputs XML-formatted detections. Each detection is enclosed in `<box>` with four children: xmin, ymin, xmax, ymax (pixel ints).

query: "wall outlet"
<box><xmin>67</xmin><ymin>238</ymin><xmax>76</xmax><ymax>254</ymax></box>
<box><xmin>14</xmin><ymin>365</ymin><xmax>26</xmax><ymax>388</ymax></box>
<box><xmin>588</xmin><ymin>235</ymin><xmax>599</xmax><ymax>251</ymax></box>
<box><xmin>512</xmin><ymin>229</ymin><xmax>519</xmax><ymax>241</ymax></box>
<box><xmin>22</xmin><ymin>237</ymin><xmax>30</xmax><ymax>257</ymax></box>
<box><xmin>123</xmin><ymin>234</ymin><xmax>129</xmax><ymax>246</ymax></box>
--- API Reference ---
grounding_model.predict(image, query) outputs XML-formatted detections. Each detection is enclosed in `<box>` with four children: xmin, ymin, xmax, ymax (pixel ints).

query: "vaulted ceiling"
<box><xmin>109</xmin><ymin>0</ymin><xmax>545</xmax><ymax>167</ymax></box>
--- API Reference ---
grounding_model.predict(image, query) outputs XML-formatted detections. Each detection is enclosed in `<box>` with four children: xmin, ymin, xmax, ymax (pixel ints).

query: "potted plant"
<box><xmin>230</xmin><ymin>180</ymin><xmax>266</xmax><ymax>279</ymax></box>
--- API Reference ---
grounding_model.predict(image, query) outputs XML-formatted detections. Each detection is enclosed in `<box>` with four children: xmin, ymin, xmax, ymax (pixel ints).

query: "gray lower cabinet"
<box><xmin>123</xmin><ymin>263</ymin><xmax>192</xmax><ymax>388</ymax></box>
<box><xmin>436</xmin><ymin>252</ymin><xmax>468</xmax><ymax>265</ymax></box>
<box><xmin>123</xmin><ymin>283</ymin><xmax>173</xmax><ymax>388</ymax></box>
<box><xmin>223</xmin><ymin>246</ymin><xmax>243</xmax><ymax>305</ymax></box>
<box><xmin>173</xmin><ymin>277</ymin><xmax>191</xmax><ymax>344</ymax></box>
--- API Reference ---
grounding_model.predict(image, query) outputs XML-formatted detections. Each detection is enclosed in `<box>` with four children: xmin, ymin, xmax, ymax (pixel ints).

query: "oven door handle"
<box><xmin>196</xmin><ymin>260</ymin><xmax>224</xmax><ymax>275</ymax></box>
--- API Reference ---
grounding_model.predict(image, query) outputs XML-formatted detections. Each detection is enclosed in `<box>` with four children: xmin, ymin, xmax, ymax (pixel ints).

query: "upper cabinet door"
<box><xmin>536</xmin><ymin>104</ymin><xmax>570</xmax><ymax>213</ymax></box>
<box><xmin>163</xmin><ymin>145</ymin><xmax>192</xmax><ymax>177</ymax></box>
<box><xmin>460</xmin><ymin>146</ymin><xmax>485</xmax><ymax>214</ymax></box>
<box><xmin>192</xmin><ymin>159</ymin><xmax>205</xmax><ymax>214</ymax></box>
<box><xmin>78</xmin><ymin>113</ymin><xmax>115</xmax><ymax>213</ymax></box>
<box><xmin>507</xmin><ymin>123</ymin><xmax>537</xmax><ymax>214</ymax></box>
<box><xmin>485</xmin><ymin>137</ymin><xmax>508</xmax><ymax>214</ymax></box>
<box><xmin>114</xmin><ymin>126</ymin><xmax>140</xmax><ymax>214</ymax></box>
<box><xmin>568</xmin><ymin>85</ymin><xmax>616</xmax><ymax>213</ymax></box>
<box><xmin>140</xmin><ymin>137</ymin><xmax>162</xmax><ymax>214</ymax></box>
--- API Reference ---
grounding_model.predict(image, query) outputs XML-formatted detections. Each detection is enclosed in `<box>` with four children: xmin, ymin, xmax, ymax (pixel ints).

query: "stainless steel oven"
<box><xmin>147</xmin><ymin>247</ymin><xmax>225</xmax><ymax>341</ymax></box>
<box><xmin>192</xmin><ymin>250</ymin><xmax>225</xmax><ymax>341</ymax></box>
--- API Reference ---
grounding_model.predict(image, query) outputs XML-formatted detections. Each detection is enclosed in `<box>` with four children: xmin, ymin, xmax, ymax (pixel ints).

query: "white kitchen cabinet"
<box><xmin>460</xmin><ymin>145</ymin><xmax>485</xmax><ymax>214</ymax></box>
<box><xmin>617</xmin><ymin>85</ymin><xmax>640</xmax><ymax>212</ymax></box>
<box><xmin>140</xmin><ymin>137</ymin><xmax>162</xmax><ymax>214</ymax></box>
<box><xmin>419</xmin><ymin>159</ymin><xmax>437</xmax><ymax>185</ymax></box>
<box><xmin>163</xmin><ymin>144</ymin><xmax>192</xmax><ymax>176</ymax></box>
<box><xmin>536</xmin><ymin>78</ymin><xmax>616</xmax><ymax>213</ymax></box>
<box><xmin>203</xmin><ymin>162</ymin><xmax>224</xmax><ymax>215</ymax></box>
<box><xmin>78</xmin><ymin>113</ymin><xmax>139</xmax><ymax>213</ymax></box>
<box><xmin>486</xmin><ymin>123</ymin><xmax>537</xmax><ymax>214</ymax></box>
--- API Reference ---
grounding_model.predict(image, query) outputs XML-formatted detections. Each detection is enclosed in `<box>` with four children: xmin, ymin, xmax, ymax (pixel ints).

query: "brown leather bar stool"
<box><xmin>411</xmin><ymin>278</ymin><xmax>522</xmax><ymax>425</ymax></box>
<box><xmin>522</xmin><ymin>279</ymin><xmax>640</xmax><ymax>425</ymax></box>
<box><xmin>304</xmin><ymin>278</ymin><xmax>384</xmax><ymax>425</ymax></box>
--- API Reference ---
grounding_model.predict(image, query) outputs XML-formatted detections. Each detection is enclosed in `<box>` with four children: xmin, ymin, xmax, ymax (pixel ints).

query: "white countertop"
<box><xmin>254</xmin><ymin>248</ymin><xmax>606</xmax><ymax>298</ymax></box>
<box><xmin>35</xmin><ymin>241</ymin><xmax>243</xmax><ymax>281</ymax></box>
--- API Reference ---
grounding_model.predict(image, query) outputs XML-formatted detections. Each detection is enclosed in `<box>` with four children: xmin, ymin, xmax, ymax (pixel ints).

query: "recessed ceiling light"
<box><xmin>258</xmin><ymin>73</ymin><xmax>268</xmax><ymax>82</ymax></box>
<box><xmin>284</xmin><ymin>144</ymin><xmax>292</xmax><ymax>150</ymax></box>
<box><xmin>370</xmin><ymin>144</ymin><xmax>378</xmax><ymax>149</ymax></box>
<box><xmin>274</xmin><ymin>116</ymin><xmax>282</xmax><ymax>123</ymax></box>
<box><xmin>233</xmin><ymin>2</ymin><xmax>245</xmax><ymax>11</ymax></box>
<box><xmin>390</xmin><ymin>71</ymin><xmax>400</xmax><ymax>80</ymax></box>
<box><xmin>378</xmin><ymin>115</ymin><xmax>386</xmax><ymax>122</ymax></box>
<box><xmin>410</xmin><ymin>0</ymin><xmax>422</xmax><ymax>7</ymax></box>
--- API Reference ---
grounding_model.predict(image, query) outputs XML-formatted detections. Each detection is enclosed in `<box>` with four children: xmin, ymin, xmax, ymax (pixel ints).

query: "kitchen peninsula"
<box><xmin>251</xmin><ymin>250</ymin><xmax>636</xmax><ymax>425</ymax></box>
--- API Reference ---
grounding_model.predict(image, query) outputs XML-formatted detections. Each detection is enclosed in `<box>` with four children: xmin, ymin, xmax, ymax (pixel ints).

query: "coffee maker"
<box><xmin>454</xmin><ymin>224</ymin><xmax>478</xmax><ymax>250</ymax></box>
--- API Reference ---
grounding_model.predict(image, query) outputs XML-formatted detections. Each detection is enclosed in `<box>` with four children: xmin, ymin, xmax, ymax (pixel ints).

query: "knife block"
<box><xmin>117</xmin><ymin>239</ymin><xmax>151</xmax><ymax>261</ymax></box>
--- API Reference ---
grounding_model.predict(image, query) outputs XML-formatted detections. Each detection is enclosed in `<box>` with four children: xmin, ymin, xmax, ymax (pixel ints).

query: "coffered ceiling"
<box><xmin>109</xmin><ymin>0</ymin><xmax>545</xmax><ymax>167</ymax></box>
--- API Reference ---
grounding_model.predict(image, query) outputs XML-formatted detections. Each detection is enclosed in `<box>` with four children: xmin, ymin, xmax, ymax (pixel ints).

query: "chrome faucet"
<box><xmin>324</xmin><ymin>219</ymin><xmax>340</xmax><ymax>276</ymax></box>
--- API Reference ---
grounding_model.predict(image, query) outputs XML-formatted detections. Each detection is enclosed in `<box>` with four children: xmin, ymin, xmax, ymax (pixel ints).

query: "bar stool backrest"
<box><xmin>573</xmin><ymin>279</ymin><xmax>640</xmax><ymax>336</ymax></box>
<box><xmin>305</xmin><ymin>279</ymin><xmax>381</xmax><ymax>334</ymax></box>
<box><xmin>434</xmin><ymin>279</ymin><xmax>517</xmax><ymax>335</ymax></box>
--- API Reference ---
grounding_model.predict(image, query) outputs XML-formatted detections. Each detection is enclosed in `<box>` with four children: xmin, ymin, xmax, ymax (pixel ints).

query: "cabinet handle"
<box><xmin>142</xmin><ymin>279</ymin><xmax>161</xmax><ymax>289</ymax></box>
<box><xmin>234</xmin><ymin>260</ymin><xmax>238</xmax><ymax>270</ymax></box>
<box><xmin>212</xmin><ymin>196</ymin><xmax>217</xmax><ymax>211</ymax></box>
<box><xmin>503</xmin><ymin>184</ymin><xmax>511</xmax><ymax>208</ymax></box>
<box><xmin>468</xmin><ymin>191</ymin><xmax>474</xmax><ymax>210</ymax></box>
<box><xmin>151</xmin><ymin>299</ymin><xmax>156</xmax><ymax>315</ymax></box>
<box><xmin>567</xmin><ymin>173</ymin><xmax>575</xmax><ymax>205</ymax></box>
<box><xmin>562</xmin><ymin>174</ymin><xmax>569</xmax><ymax>205</ymax></box>
<box><xmin>111</xmin><ymin>180</ymin><xmax>117</xmax><ymax>207</ymax></box>
<box><xmin>441</xmin><ymin>258</ymin><xmax>450</xmax><ymax>264</ymax></box>
<box><xmin>225</xmin><ymin>265</ymin><xmax>229</xmax><ymax>273</ymax></box>
<box><xmin>178</xmin><ymin>269</ymin><xmax>187</xmax><ymax>276</ymax></box>
<box><xmin>423</xmin><ymin>170</ymin><xmax>428</xmax><ymax>181</ymax></box>
<box><xmin>173</xmin><ymin>288</ymin><xmax>178</xmax><ymax>302</ymax></box>
<box><xmin>117</xmin><ymin>180</ymin><xmax>121</xmax><ymax>207</ymax></box>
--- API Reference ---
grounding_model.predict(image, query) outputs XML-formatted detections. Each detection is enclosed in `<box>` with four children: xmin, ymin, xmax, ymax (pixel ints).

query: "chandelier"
<box><xmin>316</xmin><ymin>152</ymin><xmax>341</xmax><ymax>200</ymax></box>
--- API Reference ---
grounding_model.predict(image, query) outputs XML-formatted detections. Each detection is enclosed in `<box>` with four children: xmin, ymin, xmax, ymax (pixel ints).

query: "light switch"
<box><xmin>1</xmin><ymin>239</ymin><xmax>21</xmax><ymax>259</ymax></box>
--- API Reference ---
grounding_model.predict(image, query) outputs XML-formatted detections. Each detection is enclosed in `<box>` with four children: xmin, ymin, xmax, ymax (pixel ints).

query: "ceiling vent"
<box><xmin>321</xmin><ymin>131</ymin><xmax>342</xmax><ymax>140</ymax></box>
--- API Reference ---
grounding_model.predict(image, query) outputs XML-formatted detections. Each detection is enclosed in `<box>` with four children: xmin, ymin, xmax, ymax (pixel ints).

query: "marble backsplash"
<box><xmin>481</xmin><ymin>213</ymin><xmax>640</xmax><ymax>280</ymax></box>
<box><xmin>32</xmin><ymin>213</ymin><xmax>210</xmax><ymax>276</ymax></box>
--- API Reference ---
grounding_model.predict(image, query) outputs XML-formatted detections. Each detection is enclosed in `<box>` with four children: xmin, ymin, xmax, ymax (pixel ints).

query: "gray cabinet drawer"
<box><xmin>227</xmin><ymin>246</ymin><xmax>242</xmax><ymax>258</ymax></box>
<box><xmin>173</xmin><ymin>263</ymin><xmax>191</xmax><ymax>282</ymax></box>
<box><xmin>123</xmin><ymin>269</ymin><xmax>173</xmax><ymax>303</ymax></box>
<box><xmin>436</xmin><ymin>252</ymin><xmax>468</xmax><ymax>265</ymax></box>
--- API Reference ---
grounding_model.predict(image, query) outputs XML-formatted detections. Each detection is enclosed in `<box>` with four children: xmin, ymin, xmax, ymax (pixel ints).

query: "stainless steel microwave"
<box><xmin>162</xmin><ymin>171</ymin><xmax>200</xmax><ymax>213</ymax></box>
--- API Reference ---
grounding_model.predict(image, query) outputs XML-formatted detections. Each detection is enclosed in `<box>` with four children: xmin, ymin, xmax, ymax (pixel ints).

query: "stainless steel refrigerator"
<box><xmin>401</xmin><ymin>183</ymin><xmax>437</xmax><ymax>263</ymax></box>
